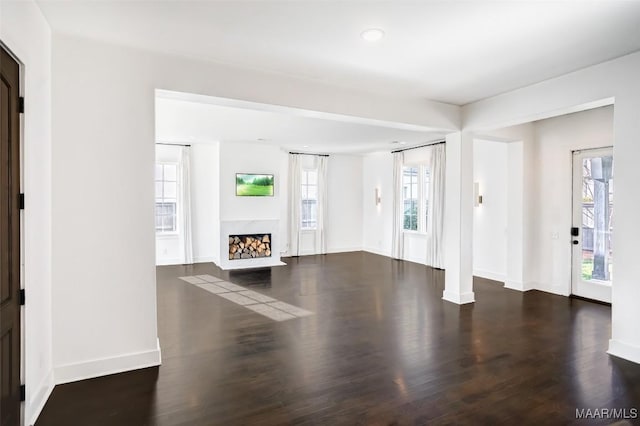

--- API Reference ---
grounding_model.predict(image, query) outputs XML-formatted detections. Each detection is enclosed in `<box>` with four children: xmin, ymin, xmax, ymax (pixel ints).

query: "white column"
<box><xmin>608</xmin><ymin>91</ymin><xmax>640</xmax><ymax>363</ymax></box>
<box><xmin>443</xmin><ymin>132</ymin><xmax>475</xmax><ymax>304</ymax></box>
<box><xmin>505</xmin><ymin>141</ymin><xmax>526</xmax><ymax>290</ymax></box>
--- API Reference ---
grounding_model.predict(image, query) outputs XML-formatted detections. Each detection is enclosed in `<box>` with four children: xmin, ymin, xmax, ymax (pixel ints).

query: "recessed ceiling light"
<box><xmin>391</xmin><ymin>141</ymin><xmax>399</xmax><ymax>144</ymax></box>
<box><xmin>257</xmin><ymin>138</ymin><xmax>265</xmax><ymax>141</ymax></box>
<box><xmin>360</xmin><ymin>28</ymin><xmax>385</xmax><ymax>42</ymax></box>
<box><xmin>399</xmin><ymin>141</ymin><xmax>407</xmax><ymax>145</ymax></box>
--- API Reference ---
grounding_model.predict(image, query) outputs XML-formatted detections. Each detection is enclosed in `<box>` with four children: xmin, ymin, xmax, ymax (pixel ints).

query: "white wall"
<box><xmin>218</xmin><ymin>145</ymin><xmax>363</xmax><ymax>258</ymax></box>
<box><xmin>473</xmin><ymin>140</ymin><xmax>508</xmax><ymax>282</ymax></box>
<box><xmin>50</xmin><ymin>28</ymin><xmax>444</xmax><ymax>386</ymax></box>
<box><xmin>191</xmin><ymin>143</ymin><xmax>220</xmax><ymax>263</ymax></box>
<box><xmin>463</xmin><ymin>51</ymin><xmax>640</xmax><ymax>364</ymax></box>
<box><xmin>45</xmin><ymin>19</ymin><xmax>640</xmax><ymax>395</ymax></box>
<box><xmin>325</xmin><ymin>155</ymin><xmax>363</xmax><ymax>253</ymax></box>
<box><xmin>218</xmin><ymin>141</ymin><xmax>288</xmax><ymax>263</ymax></box>
<box><xmin>478</xmin><ymin>108</ymin><xmax>614</xmax><ymax>292</ymax></box>
<box><xmin>362</xmin><ymin>152</ymin><xmax>393</xmax><ymax>256</ymax></box>
<box><xmin>0</xmin><ymin>1</ymin><xmax>54</xmax><ymax>423</ymax></box>
<box><xmin>531</xmin><ymin>106</ymin><xmax>614</xmax><ymax>295</ymax></box>
<box><xmin>360</xmin><ymin>138</ymin><xmax>517</xmax><ymax>286</ymax></box>
<box><xmin>476</xmin><ymin>123</ymin><xmax>537</xmax><ymax>291</ymax></box>
<box><xmin>474</xmin><ymin>108</ymin><xmax>614</xmax><ymax>292</ymax></box>
<box><xmin>52</xmin><ymin>35</ymin><xmax>161</xmax><ymax>385</ymax></box>
<box><xmin>218</xmin><ymin>142</ymin><xmax>285</xmax><ymax>222</ymax></box>
<box><xmin>158</xmin><ymin>94</ymin><xmax>365</xmax><ymax>259</ymax></box>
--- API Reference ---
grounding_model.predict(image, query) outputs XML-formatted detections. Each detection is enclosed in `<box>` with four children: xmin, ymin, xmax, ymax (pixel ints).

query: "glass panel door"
<box><xmin>572</xmin><ymin>148</ymin><xmax>613</xmax><ymax>303</ymax></box>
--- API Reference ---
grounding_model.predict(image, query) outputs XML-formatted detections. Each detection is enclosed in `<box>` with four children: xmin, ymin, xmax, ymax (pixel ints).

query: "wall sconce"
<box><xmin>375</xmin><ymin>188</ymin><xmax>381</xmax><ymax>205</ymax></box>
<box><xmin>474</xmin><ymin>182</ymin><xmax>483</xmax><ymax>207</ymax></box>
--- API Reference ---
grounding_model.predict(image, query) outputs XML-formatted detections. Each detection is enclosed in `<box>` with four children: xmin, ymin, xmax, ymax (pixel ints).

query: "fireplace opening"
<box><xmin>229</xmin><ymin>234</ymin><xmax>271</xmax><ymax>260</ymax></box>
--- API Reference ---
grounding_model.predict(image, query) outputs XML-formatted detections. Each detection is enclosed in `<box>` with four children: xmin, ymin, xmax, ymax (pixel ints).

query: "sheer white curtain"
<box><xmin>315</xmin><ymin>156</ymin><xmax>328</xmax><ymax>254</ymax></box>
<box><xmin>178</xmin><ymin>146</ymin><xmax>194</xmax><ymax>264</ymax></box>
<box><xmin>391</xmin><ymin>151</ymin><xmax>405</xmax><ymax>259</ymax></box>
<box><xmin>288</xmin><ymin>153</ymin><xmax>302</xmax><ymax>256</ymax></box>
<box><xmin>426</xmin><ymin>144</ymin><xmax>445</xmax><ymax>268</ymax></box>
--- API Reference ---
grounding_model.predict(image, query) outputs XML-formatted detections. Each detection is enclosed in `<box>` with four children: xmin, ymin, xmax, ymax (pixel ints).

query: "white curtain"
<box><xmin>426</xmin><ymin>144</ymin><xmax>446</xmax><ymax>268</ymax></box>
<box><xmin>391</xmin><ymin>151</ymin><xmax>405</xmax><ymax>259</ymax></box>
<box><xmin>178</xmin><ymin>146</ymin><xmax>194</xmax><ymax>264</ymax></box>
<box><xmin>288</xmin><ymin>153</ymin><xmax>302</xmax><ymax>256</ymax></box>
<box><xmin>316</xmin><ymin>156</ymin><xmax>328</xmax><ymax>254</ymax></box>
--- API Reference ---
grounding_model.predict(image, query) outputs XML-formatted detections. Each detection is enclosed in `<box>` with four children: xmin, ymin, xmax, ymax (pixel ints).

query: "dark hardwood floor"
<box><xmin>37</xmin><ymin>252</ymin><xmax>640</xmax><ymax>425</ymax></box>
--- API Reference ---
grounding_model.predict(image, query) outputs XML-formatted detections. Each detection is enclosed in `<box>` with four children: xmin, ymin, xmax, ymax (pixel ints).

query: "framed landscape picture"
<box><xmin>236</xmin><ymin>173</ymin><xmax>274</xmax><ymax>196</ymax></box>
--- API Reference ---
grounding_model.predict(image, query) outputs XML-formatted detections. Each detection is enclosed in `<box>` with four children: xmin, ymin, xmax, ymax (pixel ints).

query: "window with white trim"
<box><xmin>403</xmin><ymin>167</ymin><xmax>418</xmax><ymax>231</ymax></box>
<box><xmin>301</xmin><ymin>169</ymin><xmax>318</xmax><ymax>229</ymax></box>
<box><xmin>155</xmin><ymin>163</ymin><xmax>178</xmax><ymax>233</ymax></box>
<box><xmin>403</xmin><ymin>165</ymin><xmax>430</xmax><ymax>232</ymax></box>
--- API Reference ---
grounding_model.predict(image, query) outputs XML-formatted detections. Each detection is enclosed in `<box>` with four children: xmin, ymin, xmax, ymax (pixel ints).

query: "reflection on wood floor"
<box><xmin>37</xmin><ymin>252</ymin><xmax>640</xmax><ymax>425</ymax></box>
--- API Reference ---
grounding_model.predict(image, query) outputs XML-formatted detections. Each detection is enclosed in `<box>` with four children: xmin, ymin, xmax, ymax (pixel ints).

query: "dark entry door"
<box><xmin>0</xmin><ymin>44</ymin><xmax>22</xmax><ymax>426</ymax></box>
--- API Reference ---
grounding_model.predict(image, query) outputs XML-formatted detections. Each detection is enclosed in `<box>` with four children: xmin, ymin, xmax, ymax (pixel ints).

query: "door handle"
<box><xmin>572</xmin><ymin>240</ymin><xmax>579</xmax><ymax>245</ymax></box>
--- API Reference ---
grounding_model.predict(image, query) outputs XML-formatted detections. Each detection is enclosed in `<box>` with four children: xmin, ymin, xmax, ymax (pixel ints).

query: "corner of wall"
<box><xmin>363</xmin><ymin>246</ymin><xmax>392</xmax><ymax>258</ymax></box>
<box><xmin>473</xmin><ymin>269</ymin><xmax>506</xmax><ymax>283</ymax></box>
<box><xmin>530</xmin><ymin>281</ymin><xmax>570</xmax><ymax>296</ymax></box>
<box><xmin>608</xmin><ymin>339</ymin><xmax>640</xmax><ymax>365</ymax></box>
<box><xmin>503</xmin><ymin>281</ymin><xmax>536</xmax><ymax>292</ymax></box>
<box><xmin>54</xmin><ymin>338</ymin><xmax>161</xmax><ymax>386</ymax></box>
<box><xmin>27</xmin><ymin>368</ymin><xmax>55</xmax><ymax>426</ymax></box>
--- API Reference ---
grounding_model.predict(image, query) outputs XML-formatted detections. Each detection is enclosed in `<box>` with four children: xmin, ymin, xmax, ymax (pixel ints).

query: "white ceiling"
<box><xmin>155</xmin><ymin>92</ymin><xmax>443</xmax><ymax>154</ymax></box>
<box><xmin>37</xmin><ymin>1</ymin><xmax>640</xmax><ymax>105</ymax></box>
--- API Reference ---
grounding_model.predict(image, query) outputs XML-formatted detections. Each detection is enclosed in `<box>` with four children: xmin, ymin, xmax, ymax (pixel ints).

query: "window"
<box><xmin>403</xmin><ymin>167</ymin><xmax>418</xmax><ymax>231</ymax></box>
<box><xmin>155</xmin><ymin>163</ymin><xmax>178</xmax><ymax>233</ymax></box>
<box><xmin>402</xmin><ymin>165</ymin><xmax>430</xmax><ymax>232</ymax></box>
<box><xmin>301</xmin><ymin>169</ymin><xmax>318</xmax><ymax>229</ymax></box>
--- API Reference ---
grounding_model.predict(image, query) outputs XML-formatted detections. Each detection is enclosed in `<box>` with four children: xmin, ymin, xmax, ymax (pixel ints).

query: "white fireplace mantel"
<box><xmin>218</xmin><ymin>219</ymin><xmax>286</xmax><ymax>270</ymax></box>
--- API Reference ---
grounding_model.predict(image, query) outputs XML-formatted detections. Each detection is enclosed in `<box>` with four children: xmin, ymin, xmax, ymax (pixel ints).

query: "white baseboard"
<box><xmin>283</xmin><ymin>246</ymin><xmax>392</xmax><ymax>258</ymax></box>
<box><xmin>283</xmin><ymin>247</ymin><xmax>363</xmax><ymax>257</ymax></box>
<box><xmin>193</xmin><ymin>256</ymin><xmax>215</xmax><ymax>263</ymax></box>
<box><xmin>218</xmin><ymin>260</ymin><xmax>287</xmax><ymax>270</ymax></box>
<box><xmin>54</xmin><ymin>338</ymin><xmax>162</xmax><ymax>385</ymax></box>
<box><xmin>608</xmin><ymin>339</ymin><xmax>640</xmax><ymax>364</ymax></box>
<box><xmin>504</xmin><ymin>280</ymin><xmax>536</xmax><ymax>292</ymax></box>
<box><xmin>157</xmin><ymin>257</ymin><xmax>215</xmax><ymax>266</ymax></box>
<box><xmin>28</xmin><ymin>369</ymin><xmax>54</xmax><ymax>426</ymax></box>
<box><xmin>281</xmin><ymin>250</ymin><xmax>314</xmax><ymax>257</ymax></box>
<box><xmin>534</xmin><ymin>281</ymin><xmax>570</xmax><ymax>296</ymax></box>
<box><xmin>404</xmin><ymin>255</ymin><xmax>428</xmax><ymax>266</ymax></box>
<box><xmin>326</xmin><ymin>246</ymin><xmax>362</xmax><ymax>254</ymax></box>
<box><xmin>155</xmin><ymin>258</ymin><xmax>182</xmax><ymax>266</ymax></box>
<box><xmin>442</xmin><ymin>290</ymin><xmax>475</xmax><ymax>305</ymax></box>
<box><xmin>473</xmin><ymin>269</ymin><xmax>506</xmax><ymax>283</ymax></box>
<box><xmin>362</xmin><ymin>246</ymin><xmax>392</xmax><ymax>257</ymax></box>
